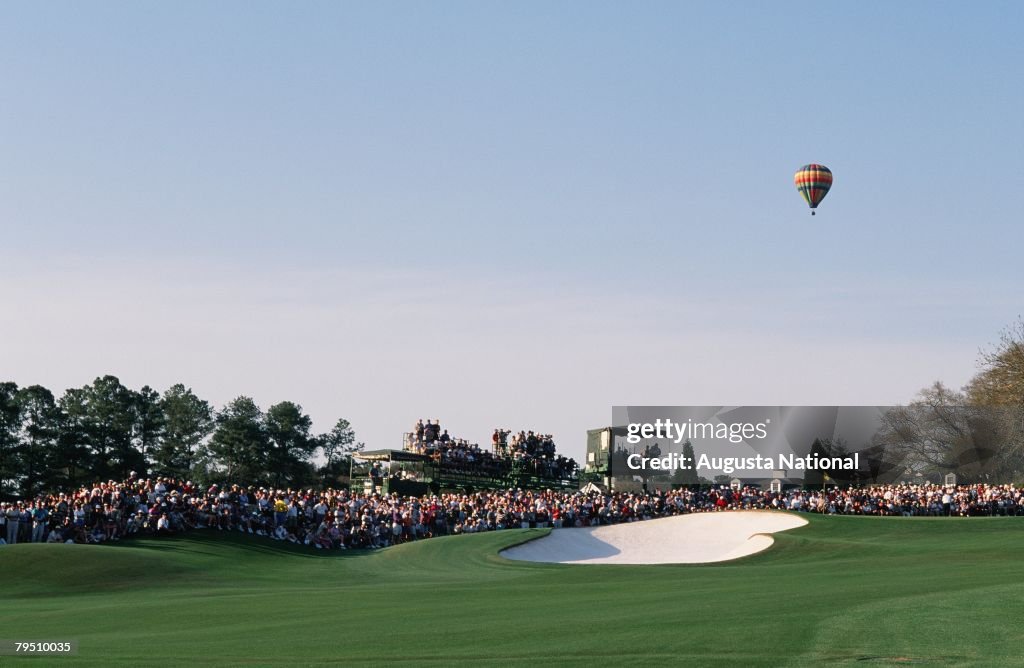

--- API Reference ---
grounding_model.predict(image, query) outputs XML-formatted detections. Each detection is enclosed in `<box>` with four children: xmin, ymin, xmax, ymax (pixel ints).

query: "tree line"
<box><xmin>0</xmin><ymin>375</ymin><xmax>363</xmax><ymax>498</ymax></box>
<box><xmin>603</xmin><ymin>320</ymin><xmax>1024</xmax><ymax>487</ymax></box>
<box><xmin>825</xmin><ymin>320</ymin><xmax>1024</xmax><ymax>484</ymax></box>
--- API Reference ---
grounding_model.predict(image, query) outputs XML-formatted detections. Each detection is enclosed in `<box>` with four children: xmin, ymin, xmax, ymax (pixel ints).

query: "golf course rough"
<box><xmin>2</xmin><ymin>514</ymin><xmax>1024</xmax><ymax>666</ymax></box>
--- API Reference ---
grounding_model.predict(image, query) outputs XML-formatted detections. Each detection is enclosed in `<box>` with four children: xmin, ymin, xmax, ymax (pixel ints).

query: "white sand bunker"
<box><xmin>501</xmin><ymin>511</ymin><xmax>807</xmax><ymax>565</ymax></box>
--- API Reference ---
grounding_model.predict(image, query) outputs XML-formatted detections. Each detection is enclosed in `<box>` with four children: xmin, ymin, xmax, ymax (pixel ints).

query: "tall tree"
<box><xmin>154</xmin><ymin>384</ymin><xmax>213</xmax><ymax>479</ymax></box>
<box><xmin>65</xmin><ymin>376</ymin><xmax>143</xmax><ymax>481</ymax></box>
<box><xmin>0</xmin><ymin>382</ymin><xmax>22</xmax><ymax>496</ymax></box>
<box><xmin>55</xmin><ymin>388</ymin><xmax>92</xmax><ymax>489</ymax></box>
<box><xmin>964</xmin><ymin>319</ymin><xmax>1024</xmax><ymax>476</ymax></box>
<box><xmin>319</xmin><ymin>418</ymin><xmax>364</xmax><ymax>466</ymax></box>
<box><xmin>265</xmin><ymin>401</ymin><xmax>316</xmax><ymax>487</ymax></box>
<box><xmin>873</xmin><ymin>382</ymin><xmax>964</xmax><ymax>477</ymax></box>
<box><xmin>317</xmin><ymin>417</ymin><xmax>364</xmax><ymax>487</ymax></box>
<box><xmin>967</xmin><ymin>319</ymin><xmax>1024</xmax><ymax>406</ymax></box>
<box><xmin>133</xmin><ymin>385</ymin><xmax>165</xmax><ymax>469</ymax></box>
<box><xmin>15</xmin><ymin>385</ymin><xmax>60</xmax><ymax>497</ymax></box>
<box><xmin>208</xmin><ymin>396</ymin><xmax>269</xmax><ymax>483</ymax></box>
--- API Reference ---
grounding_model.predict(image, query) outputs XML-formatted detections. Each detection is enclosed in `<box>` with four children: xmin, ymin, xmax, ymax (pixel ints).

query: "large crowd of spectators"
<box><xmin>2</xmin><ymin>476</ymin><xmax>1023</xmax><ymax>549</ymax></box>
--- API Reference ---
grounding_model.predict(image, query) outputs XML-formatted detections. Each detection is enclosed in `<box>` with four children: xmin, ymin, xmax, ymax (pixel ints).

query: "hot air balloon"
<box><xmin>794</xmin><ymin>164</ymin><xmax>832</xmax><ymax>215</ymax></box>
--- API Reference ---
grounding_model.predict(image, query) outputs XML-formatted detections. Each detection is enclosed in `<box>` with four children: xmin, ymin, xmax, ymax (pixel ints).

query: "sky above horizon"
<box><xmin>2</xmin><ymin>3</ymin><xmax>1022</xmax><ymax>459</ymax></box>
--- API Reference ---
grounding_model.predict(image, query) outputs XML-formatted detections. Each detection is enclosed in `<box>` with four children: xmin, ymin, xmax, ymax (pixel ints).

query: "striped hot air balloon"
<box><xmin>794</xmin><ymin>164</ymin><xmax>832</xmax><ymax>215</ymax></box>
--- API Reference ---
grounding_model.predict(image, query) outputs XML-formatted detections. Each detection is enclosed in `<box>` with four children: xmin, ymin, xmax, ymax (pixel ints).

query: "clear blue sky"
<box><xmin>2</xmin><ymin>3</ymin><xmax>1022</xmax><ymax>457</ymax></box>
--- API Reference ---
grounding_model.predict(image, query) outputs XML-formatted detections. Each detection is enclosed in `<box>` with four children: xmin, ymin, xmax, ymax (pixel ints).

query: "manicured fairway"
<box><xmin>2</xmin><ymin>515</ymin><xmax>1024</xmax><ymax>666</ymax></box>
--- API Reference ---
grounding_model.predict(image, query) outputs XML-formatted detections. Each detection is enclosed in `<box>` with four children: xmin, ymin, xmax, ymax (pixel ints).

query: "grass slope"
<box><xmin>2</xmin><ymin>515</ymin><xmax>1024</xmax><ymax>666</ymax></box>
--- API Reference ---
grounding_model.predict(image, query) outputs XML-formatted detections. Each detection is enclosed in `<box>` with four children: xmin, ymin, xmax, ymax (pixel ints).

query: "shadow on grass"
<box><xmin>112</xmin><ymin>530</ymin><xmax>377</xmax><ymax>560</ymax></box>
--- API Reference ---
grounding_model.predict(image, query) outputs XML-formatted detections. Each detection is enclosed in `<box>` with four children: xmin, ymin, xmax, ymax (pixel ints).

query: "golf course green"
<box><xmin>2</xmin><ymin>515</ymin><xmax>1024</xmax><ymax>666</ymax></box>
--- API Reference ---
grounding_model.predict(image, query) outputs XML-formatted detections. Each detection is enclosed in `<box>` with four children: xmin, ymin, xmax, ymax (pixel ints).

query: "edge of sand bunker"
<box><xmin>500</xmin><ymin>511</ymin><xmax>808</xmax><ymax>565</ymax></box>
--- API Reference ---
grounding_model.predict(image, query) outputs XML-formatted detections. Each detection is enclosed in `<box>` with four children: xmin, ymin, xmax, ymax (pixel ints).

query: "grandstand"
<box><xmin>350</xmin><ymin>425</ymin><xmax>579</xmax><ymax>495</ymax></box>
